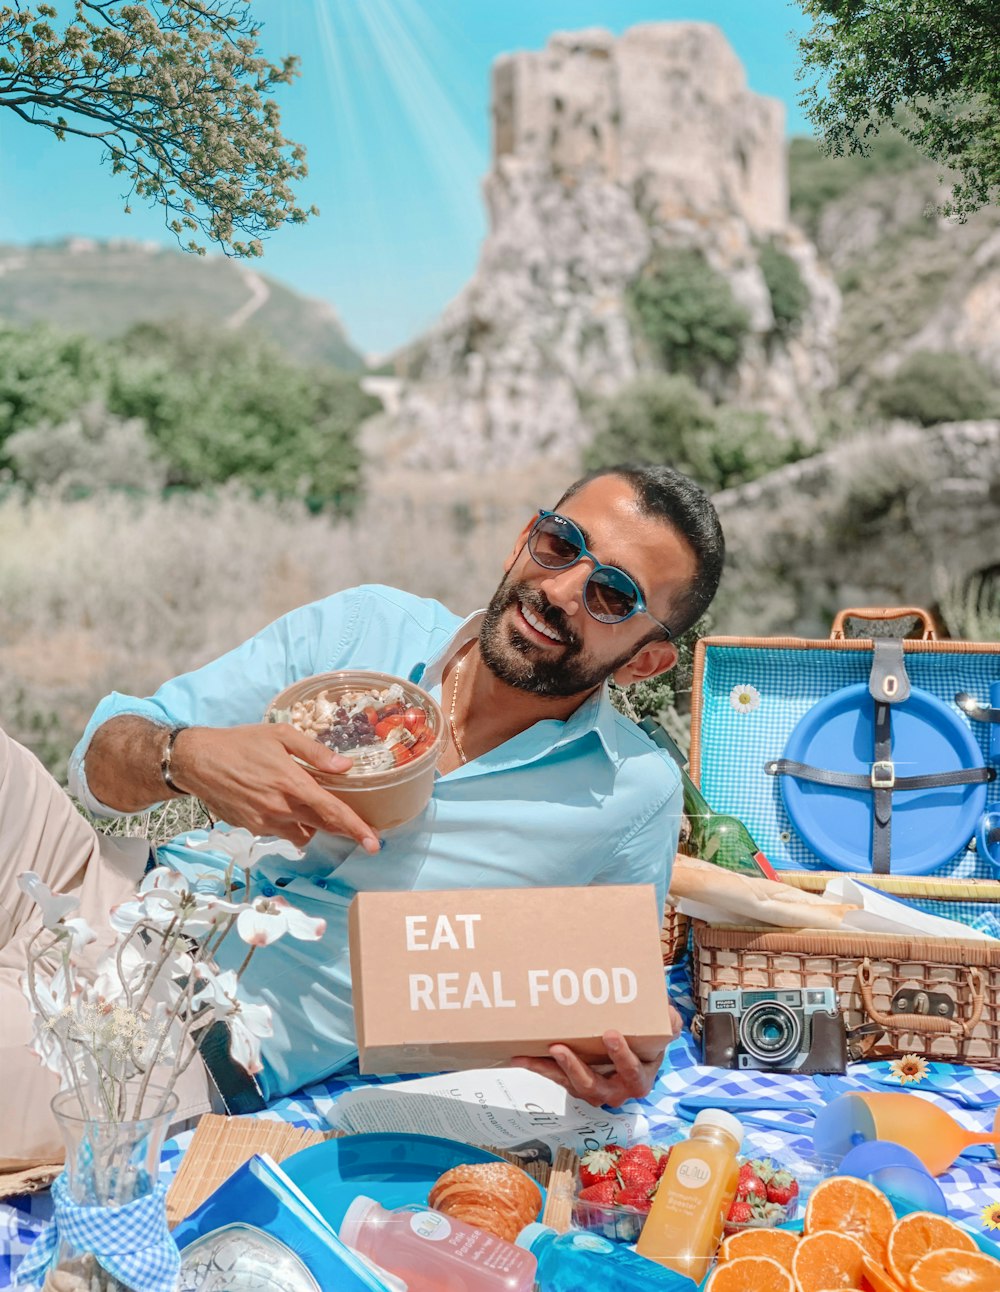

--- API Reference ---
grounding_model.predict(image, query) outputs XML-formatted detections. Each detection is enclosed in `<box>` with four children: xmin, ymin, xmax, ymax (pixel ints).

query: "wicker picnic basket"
<box><xmin>690</xmin><ymin>871</ymin><xmax>1000</xmax><ymax>1067</ymax></box>
<box><xmin>660</xmin><ymin>903</ymin><xmax>690</xmax><ymax>966</ymax></box>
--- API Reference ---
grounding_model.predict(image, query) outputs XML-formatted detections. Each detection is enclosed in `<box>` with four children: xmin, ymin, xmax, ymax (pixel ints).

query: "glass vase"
<box><xmin>43</xmin><ymin>1087</ymin><xmax>178</xmax><ymax>1292</ymax></box>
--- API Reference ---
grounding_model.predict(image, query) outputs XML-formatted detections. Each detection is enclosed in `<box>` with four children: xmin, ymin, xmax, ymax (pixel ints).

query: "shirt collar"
<box><xmin>413</xmin><ymin>611</ymin><xmax>620</xmax><ymax>766</ymax></box>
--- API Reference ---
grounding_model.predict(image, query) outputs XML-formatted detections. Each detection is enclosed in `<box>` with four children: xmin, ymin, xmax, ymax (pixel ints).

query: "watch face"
<box><xmin>178</xmin><ymin>1223</ymin><xmax>322</xmax><ymax>1292</ymax></box>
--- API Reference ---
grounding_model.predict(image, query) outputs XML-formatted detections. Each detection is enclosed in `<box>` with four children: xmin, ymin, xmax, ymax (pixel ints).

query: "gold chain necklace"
<box><xmin>448</xmin><ymin>653</ymin><xmax>469</xmax><ymax>765</ymax></box>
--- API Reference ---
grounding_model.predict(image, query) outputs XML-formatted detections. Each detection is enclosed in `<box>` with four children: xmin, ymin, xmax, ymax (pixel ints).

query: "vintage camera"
<box><xmin>701</xmin><ymin>987</ymin><xmax>847</xmax><ymax>1074</ymax></box>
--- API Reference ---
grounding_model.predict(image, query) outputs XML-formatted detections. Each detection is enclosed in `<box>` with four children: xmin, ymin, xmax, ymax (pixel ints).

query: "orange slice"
<box><xmin>803</xmin><ymin>1175</ymin><xmax>895</xmax><ymax>1262</ymax></box>
<box><xmin>718</xmin><ymin>1227</ymin><xmax>800</xmax><ymax>1270</ymax></box>
<box><xmin>791</xmin><ymin>1230</ymin><xmax>867</xmax><ymax>1292</ymax></box>
<box><xmin>860</xmin><ymin>1255</ymin><xmax>905</xmax><ymax>1292</ymax></box>
<box><xmin>703</xmin><ymin>1255</ymin><xmax>795</xmax><ymax>1292</ymax></box>
<box><xmin>884</xmin><ymin>1211</ymin><xmax>979</xmax><ymax>1286</ymax></box>
<box><xmin>907</xmin><ymin>1246</ymin><xmax>1000</xmax><ymax>1292</ymax></box>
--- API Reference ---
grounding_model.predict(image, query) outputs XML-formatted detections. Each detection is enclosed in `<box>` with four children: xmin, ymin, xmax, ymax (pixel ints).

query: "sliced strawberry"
<box><xmin>614</xmin><ymin>1183</ymin><xmax>653</xmax><ymax>1213</ymax></box>
<box><xmin>375</xmin><ymin>714</ymin><xmax>407</xmax><ymax>740</ymax></box>
<box><xmin>577</xmin><ymin>1179</ymin><xmax>617</xmax><ymax>1206</ymax></box>
<box><xmin>390</xmin><ymin>745</ymin><xmax>415</xmax><ymax>765</ymax></box>
<box><xmin>579</xmin><ymin>1147</ymin><xmax>620</xmax><ymax>1188</ymax></box>
<box><xmin>402</xmin><ymin>706</ymin><xmax>427</xmax><ymax>733</ymax></box>
<box><xmin>410</xmin><ymin>734</ymin><xmax>434</xmax><ymax>758</ymax></box>
<box><xmin>363</xmin><ymin>706</ymin><xmax>379</xmax><ymax>727</ymax></box>
<box><xmin>378</xmin><ymin>703</ymin><xmax>405</xmax><ymax>719</ymax></box>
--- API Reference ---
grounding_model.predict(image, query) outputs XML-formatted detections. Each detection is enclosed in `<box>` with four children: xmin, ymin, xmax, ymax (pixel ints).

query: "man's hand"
<box><xmin>510</xmin><ymin>1006</ymin><xmax>682</xmax><ymax>1107</ymax></box>
<box><xmin>170</xmin><ymin>724</ymin><xmax>381</xmax><ymax>852</ymax></box>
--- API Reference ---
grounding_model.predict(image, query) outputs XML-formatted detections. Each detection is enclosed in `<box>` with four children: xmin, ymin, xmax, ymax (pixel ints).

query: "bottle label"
<box><xmin>675</xmin><ymin>1157</ymin><xmax>712</xmax><ymax>1189</ymax></box>
<box><xmin>409</xmin><ymin>1210</ymin><xmax>451</xmax><ymax>1241</ymax></box>
<box><xmin>568</xmin><ymin>1232</ymin><xmax>614</xmax><ymax>1254</ymax></box>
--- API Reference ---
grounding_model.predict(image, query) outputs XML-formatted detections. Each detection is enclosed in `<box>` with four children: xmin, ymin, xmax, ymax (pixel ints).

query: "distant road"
<box><xmin>225</xmin><ymin>267</ymin><xmax>270</xmax><ymax>329</ymax></box>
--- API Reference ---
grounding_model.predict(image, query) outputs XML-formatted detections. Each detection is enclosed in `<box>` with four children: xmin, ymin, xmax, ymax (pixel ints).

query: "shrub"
<box><xmin>583</xmin><ymin>374</ymin><xmax>803</xmax><ymax>493</ymax></box>
<box><xmin>758</xmin><ymin>242</ymin><xmax>810</xmax><ymax>335</ymax></box>
<box><xmin>108</xmin><ymin>322</ymin><xmax>379</xmax><ymax>512</ymax></box>
<box><xmin>627</xmin><ymin>249</ymin><xmax>750</xmax><ymax>376</ymax></box>
<box><xmin>0</xmin><ymin>324</ymin><xmax>108</xmax><ymax>466</ymax></box>
<box><xmin>873</xmin><ymin>350</ymin><xmax>998</xmax><ymax>426</ymax></box>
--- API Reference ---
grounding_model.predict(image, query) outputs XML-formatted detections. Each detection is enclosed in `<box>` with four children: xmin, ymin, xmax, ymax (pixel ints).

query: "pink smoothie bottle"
<box><xmin>339</xmin><ymin>1195</ymin><xmax>537</xmax><ymax>1292</ymax></box>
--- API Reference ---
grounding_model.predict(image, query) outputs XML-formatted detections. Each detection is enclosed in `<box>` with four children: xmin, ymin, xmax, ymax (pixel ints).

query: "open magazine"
<box><xmin>329</xmin><ymin>1068</ymin><xmax>650</xmax><ymax>1163</ymax></box>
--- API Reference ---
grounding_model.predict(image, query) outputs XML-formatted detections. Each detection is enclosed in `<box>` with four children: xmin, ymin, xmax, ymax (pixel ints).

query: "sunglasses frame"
<box><xmin>526</xmin><ymin>509</ymin><xmax>673</xmax><ymax>639</ymax></box>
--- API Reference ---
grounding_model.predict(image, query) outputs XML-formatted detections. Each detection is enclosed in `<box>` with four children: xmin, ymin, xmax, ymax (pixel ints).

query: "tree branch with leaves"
<box><xmin>0</xmin><ymin>1</ymin><xmax>316</xmax><ymax>256</ymax></box>
<box><xmin>797</xmin><ymin>0</ymin><xmax>1000</xmax><ymax>218</ymax></box>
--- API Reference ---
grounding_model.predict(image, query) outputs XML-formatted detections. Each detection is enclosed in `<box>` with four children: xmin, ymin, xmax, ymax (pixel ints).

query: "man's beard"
<box><xmin>478</xmin><ymin>576</ymin><xmax>651</xmax><ymax>699</ymax></box>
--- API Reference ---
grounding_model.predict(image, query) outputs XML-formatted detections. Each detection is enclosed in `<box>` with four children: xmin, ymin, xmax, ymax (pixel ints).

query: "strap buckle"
<box><xmin>871</xmin><ymin>759</ymin><xmax>896</xmax><ymax>789</ymax></box>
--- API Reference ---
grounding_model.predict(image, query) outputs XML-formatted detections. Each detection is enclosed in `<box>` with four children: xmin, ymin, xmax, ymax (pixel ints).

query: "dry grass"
<box><xmin>1</xmin><ymin>468</ymin><xmax>572</xmax><ymax>779</ymax></box>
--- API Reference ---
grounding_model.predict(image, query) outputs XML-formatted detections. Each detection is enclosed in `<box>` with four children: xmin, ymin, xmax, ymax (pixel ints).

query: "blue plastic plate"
<box><xmin>780</xmin><ymin>683</ymin><xmax>988</xmax><ymax>874</ymax></box>
<box><xmin>280</xmin><ymin>1132</ymin><xmax>543</xmax><ymax>1233</ymax></box>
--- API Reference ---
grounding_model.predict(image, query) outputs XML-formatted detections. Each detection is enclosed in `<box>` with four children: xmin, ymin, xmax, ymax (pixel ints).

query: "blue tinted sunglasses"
<box><xmin>527</xmin><ymin>510</ymin><xmax>673</xmax><ymax>639</ymax></box>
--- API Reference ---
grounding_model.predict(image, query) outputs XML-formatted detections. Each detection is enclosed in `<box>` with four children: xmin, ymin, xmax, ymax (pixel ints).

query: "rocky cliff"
<box><xmin>365</xmin><ymin>23</ymin><xmax>839</xmax><ymax>470</ymax></box>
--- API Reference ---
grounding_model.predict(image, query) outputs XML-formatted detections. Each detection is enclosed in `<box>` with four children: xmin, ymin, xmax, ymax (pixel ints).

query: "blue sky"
<box><xmin>0</xmin><ymin>1</ymin><xmax>812</xmax><ymax>356</ymax></box>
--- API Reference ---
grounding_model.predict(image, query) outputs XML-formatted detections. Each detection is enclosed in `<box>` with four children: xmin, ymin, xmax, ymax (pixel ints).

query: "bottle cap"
<box><xmin>515</xmin><ymin>1221</ymin><xmax>557</xmax><ymax>1252</ymax></box>
<box><xmin>693</xmin><ymin>1108</ymin><xmax>744</xmax><ymax>1148</ymax></box>
<box><xmin>339</xmin><ymin>1194</ymin><xmax>379</xmax><ymax>1248</ymax></box>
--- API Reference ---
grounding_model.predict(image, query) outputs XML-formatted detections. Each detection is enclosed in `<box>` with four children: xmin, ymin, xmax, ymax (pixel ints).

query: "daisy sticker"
<box><xmin>730</xmin><ymin>683</ymin><xmax>761</xmax><ymax>715</ymax></box>
<box><xmin>888</xmin><ymin>1053</ymin><xmax>929</xmax><ymax>1084</ymax></box>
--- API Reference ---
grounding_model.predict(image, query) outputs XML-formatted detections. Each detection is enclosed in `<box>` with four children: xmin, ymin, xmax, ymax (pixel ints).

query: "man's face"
<box><xmin>479</xmin><ymin>475</ymin><xmax>697</xmax><ymax>699</ymax></box>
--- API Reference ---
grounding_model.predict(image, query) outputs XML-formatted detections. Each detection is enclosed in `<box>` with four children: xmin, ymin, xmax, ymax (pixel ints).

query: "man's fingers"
<box><xmin>287</xmin><ymin>769</ymin><xmax>381</xmax><ymax>853</ymax></box>
<box><xmin>271</xmin><ymin>725</ymin><xmax>354</xmax><ymax>774</ymax></box>
<box><xmin>509</xmin><ymin>1056</ymin><xmax>575</xmax><ymax>1094</ymax></box>
<box><xmin>602</xmin><ymin>1032</ymin><xmax>648</xmax><ymax>1100</ymax></box>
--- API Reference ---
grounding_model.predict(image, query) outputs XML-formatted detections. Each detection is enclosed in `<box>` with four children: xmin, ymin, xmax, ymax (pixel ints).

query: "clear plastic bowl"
<box><xmin>264</xmin><ymin>670</ymin><xmax>447</xmax><ymax>831</ymax></box>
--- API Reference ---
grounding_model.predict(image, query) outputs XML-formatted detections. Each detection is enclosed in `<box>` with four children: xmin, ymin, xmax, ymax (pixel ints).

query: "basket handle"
<box><xmin>857</xmin><ymin>960</ymin><xmax>985</xmax><ymax>1038</ymax></box>
<box><xmin>830</xmin><ymin>607</ymin><xmax>938</xmax><ymax>641</ymax></box>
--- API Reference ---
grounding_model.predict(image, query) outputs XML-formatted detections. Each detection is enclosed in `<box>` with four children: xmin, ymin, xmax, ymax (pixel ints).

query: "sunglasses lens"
<box><xmin>530</xmin><ymin>514</ymin><xmax>583</xmax><ymax>568</ymax></box>
<box><xmin>586</xmin><ymin>566</ymin><xmax>640</xmax><ymax>622</ymax></box>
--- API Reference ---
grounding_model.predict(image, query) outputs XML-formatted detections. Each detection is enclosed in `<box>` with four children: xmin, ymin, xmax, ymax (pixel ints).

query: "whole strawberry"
<box><xmin>726</xmin><ymin>1199</ymin><xmax>756</xmax><ymax>1226</ymax></box>
<box><xmin>651</xmin><ymin>1145</ymin><xmax>672</xmax><ymax>1178</ymax></box>
<box><xmin>736</xmin><ymin>1162</ymin><xmax>767</xmax><ymax>1202</ymax></box>
<box><xmin>616</xmin><ymin>1144</ymin><xmax>659</xmax><ymax>1180</ymax></box>
<box><xmin>765</xmin><ymin>1169</ymin><xmax>799</xmax><ymax>1209</ymax></box>
<box><xmin>578</xmin><ymin>1179</ymin><xmax>617</xmax><ymax>1206</ymax></box>
<box><xmin>614</xmin><ymin>1183</ymin><xmax>653</xmax><ymax>1214</ymax></box>
<box><xmin>579</xmin><ymin>1146</ymin><xmax>620</xmax><ymax>1189</ymax></box>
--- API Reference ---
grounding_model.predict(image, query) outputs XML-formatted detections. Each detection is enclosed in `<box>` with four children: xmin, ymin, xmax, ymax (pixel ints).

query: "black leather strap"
<box><xmin>198</xmin><ymin>1020</ymin><xmax>267</xmax><ymax>1115</ymax></box>
<box><xmin>965</xmin><ymin>706</ymin><xmax>1000</xmax><ymax>724</ymax></box>
<box><xmin>871</xmin><ymin>699</ymin><xmax>892</xmax><ymax>874</ymax></box>
<box><xmin>766</xmin><ymin>759</ymin><xmax>995</xmax><ymax>792</ymax></box>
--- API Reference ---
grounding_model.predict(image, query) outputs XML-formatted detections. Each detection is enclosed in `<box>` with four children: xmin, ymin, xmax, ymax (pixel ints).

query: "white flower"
<box><xmin>21</xmin><ymin>964</ymin><xmax>74</xmax><ymax>1081</ymax></box>
<box><xmin>18</xmin><ymin>872</ymin><xmax>80</xmax><ymax>929</ymax></box>
<box><xmin>62</xmin><ymin>917</ymin><xmax>96</xmax><ymax>956</ymax></box>
<box><xmin>236</xmin><ymin>894</ymin><xmax>326</xmax><ymax>947</ymax></box>
<box><xmin>185</xmin><ymin>827</ymin><xmax>305</xmax><ymax>871</ymax></box>
<box><xmin>110</xmin><ymin>867</ymin><xmax>188</xmax><ymax>934</ymax></box>
<box><xmin>191</xmin><ymin>966</ymin><xmax>272</xmax><ymax>1075</ymax></box>
<box><xmin>730</xmin><ymin>683</ymin><xmax>761</xmax><ymax>714</ymax></box>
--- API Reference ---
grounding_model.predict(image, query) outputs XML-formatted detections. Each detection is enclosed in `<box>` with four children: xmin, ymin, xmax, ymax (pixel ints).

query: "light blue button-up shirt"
<box><xmin>70</xmin><ymin>585</ymin><xmax>682</xmax><ymax>1096</ymax></box>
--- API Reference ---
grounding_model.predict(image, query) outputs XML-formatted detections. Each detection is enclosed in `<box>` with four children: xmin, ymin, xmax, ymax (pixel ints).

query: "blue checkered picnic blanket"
<box><xmin>4</xmin><ymin>963</ymin><xmax>1000</xmax><ymax>1287</ymax></box>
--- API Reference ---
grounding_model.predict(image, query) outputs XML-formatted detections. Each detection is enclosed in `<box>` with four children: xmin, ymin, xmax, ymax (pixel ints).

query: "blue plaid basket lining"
<box><xmin>696</xmin><ymin>645</ymin><xmax>1000</xmax><ymax>882</ymax></box>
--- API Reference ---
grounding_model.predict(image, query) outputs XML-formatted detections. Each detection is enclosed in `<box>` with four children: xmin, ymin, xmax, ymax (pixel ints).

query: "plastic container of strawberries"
<box><xmin>570</xmin><ymin>1142</ymin><xmax>674</xmax><ymax>1244</ymax></box>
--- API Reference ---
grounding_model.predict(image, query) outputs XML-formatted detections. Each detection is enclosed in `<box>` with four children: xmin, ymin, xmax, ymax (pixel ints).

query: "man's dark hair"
<box><xmin>556</xmin><ymin>462</ymin><xmax>725</xmax><ymax>637</ymax></box>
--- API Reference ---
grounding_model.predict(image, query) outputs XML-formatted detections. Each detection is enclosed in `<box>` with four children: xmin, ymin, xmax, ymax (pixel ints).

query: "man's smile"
<box><xmin>515</xmin><ymin>597</ymin><xmax>565</xmax><ymax>644</ymax></box>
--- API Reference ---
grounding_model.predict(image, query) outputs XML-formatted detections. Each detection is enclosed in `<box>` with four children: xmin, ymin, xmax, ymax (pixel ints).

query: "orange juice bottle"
<box><xmin>635</xmin><ymin>1108</ymin><xmax>743</xmax><ymax>1281</ymax></box>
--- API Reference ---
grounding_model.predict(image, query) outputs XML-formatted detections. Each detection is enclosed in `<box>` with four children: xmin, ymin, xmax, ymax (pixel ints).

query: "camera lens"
<box><xmin>739</xmin><ymin>1000</ymin><xmax>803</xmax><ymax>1066</ymax></box>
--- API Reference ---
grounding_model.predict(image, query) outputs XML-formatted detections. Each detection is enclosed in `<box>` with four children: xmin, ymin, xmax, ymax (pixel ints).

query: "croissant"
<box><xmin>428</xmin><ymin>1161</ymin><xmax>541</xmax><ymax>1242</ymax></box>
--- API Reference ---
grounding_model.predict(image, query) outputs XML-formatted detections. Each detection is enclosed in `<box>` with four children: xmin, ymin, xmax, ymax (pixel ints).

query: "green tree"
<box><xmin>0</xmin><ymin>2</ymin><xmax>313</xmax><ymax>256</ymax></box>
<box><xmin>628</xmin><ymin>249</ymin><xmax>750</xmax><ymax>377</ymax></box>
<box><xmin>0</xmin><ymin>322</ymin><xmax>107</xmax><ymax>466</ymax></box>
<box><xmin>797</xmin><ymin>0</ymin><xmax>1000</xmax><ymax>218</ymax></box>
<box><xmin>583</xmin><ymin>373</ymin><xmax>802</xmax><ymax>494</ymax></box>
<box><xmin>873</xmin><ymin>351</ymin><xmax>998</xmax><ymax>426</ymax></box>
<box><xmin>109</xmin><ymin>322</ymin><xmax>377</xmax><ymax>510</ymax></box>
<box><xmin>757</xmin><ymin>242</ymin><xmax>810</xmax><ymax>335</ymax></box>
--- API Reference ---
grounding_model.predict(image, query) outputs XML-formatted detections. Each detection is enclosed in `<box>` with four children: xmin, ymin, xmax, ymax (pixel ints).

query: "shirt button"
<box><xmin>261</xmin><ymin>885</ymin><xmax>276</xmax><ymax>897</ymax></box>
<box><xmin>314</xmin><ymin>878</ymin><xmax>328</xmax><ymax>889</ymax></box>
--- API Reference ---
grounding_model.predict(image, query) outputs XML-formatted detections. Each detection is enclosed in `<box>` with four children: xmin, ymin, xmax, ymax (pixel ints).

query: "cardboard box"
<box><xmin>348</xmin><ymin>884</ymin><xmax>673</xmax><ymax>1074</ymax></box>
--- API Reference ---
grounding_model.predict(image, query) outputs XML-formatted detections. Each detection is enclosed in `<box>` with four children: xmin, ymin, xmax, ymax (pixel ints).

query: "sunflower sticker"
<box><xmin>888</xmin><ymin>1054</ymin><xmax>929</xmax><ymax>1084</ymax></box>
<box><xmin>982</xmin><ymin>1202</ymin><xmax>1000</xmax><ymax>1231</ymax></box>
<box><xmin>730</xmin><ymin>683</ymin><xmax>761</xmax><ymax>715</ymax></box>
